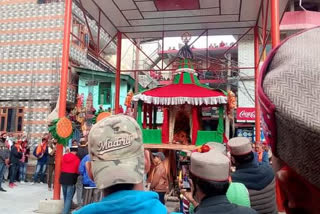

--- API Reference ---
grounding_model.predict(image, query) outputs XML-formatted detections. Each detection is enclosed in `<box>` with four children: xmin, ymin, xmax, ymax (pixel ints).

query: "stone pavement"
<box><xmin>0</xmin><ymin>181</ymin><xmax>179</xmax><ymax>214</ymax></box>
<box><xmin>0</xmin><ymin>181</ymin><xmax>51</xmax><ymax>214</ymax></box>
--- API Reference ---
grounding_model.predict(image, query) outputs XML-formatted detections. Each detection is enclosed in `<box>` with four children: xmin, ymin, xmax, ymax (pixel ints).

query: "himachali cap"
<box><xmin>190</xmin><ymin>150</ymin><xmax>230</xmax><ymax>181</ymax></box>
<box><xmin>228</xmin><ymin>137</ymin><xmax>252</xmax><ymax>156</ymax></box>
<box><xmin>88</xmin><ymin>115</ymin><xmax>144</xmax><ymax>190</ymax></box>
<box><xmin>206</xmin><ymin>142</ymin><xmax>227</xmax><ymax>155</ymax></box>
<box><xmin>258</xmin><ymin>27</ymin><xmax>320</xmax><ymax>189</ymax></box>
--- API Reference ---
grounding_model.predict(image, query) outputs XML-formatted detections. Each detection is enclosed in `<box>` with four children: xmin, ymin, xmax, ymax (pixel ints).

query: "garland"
<box><xmin>92</xmin><ymin>109</ymin><xmax>112</xmax><ymax>124</ymax></box>
<box><xmin>48</xmin><ymin>117</ymin><xmax>74</xmax><ymax>146</ymax></box>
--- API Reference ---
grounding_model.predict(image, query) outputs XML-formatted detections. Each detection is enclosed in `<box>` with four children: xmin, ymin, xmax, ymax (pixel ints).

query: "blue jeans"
<box><xmin>157</xmin><ymin>192</ymin><xmax>165</xmax><ymax>204</ymax></box>
<box><xmin>20</xmin><ymin>162</ymin><xmax>27</xmax><ymax>181</ymax></box>
<box><xmin>0</xmin><ymin>162</ymin><xmax>6</xmax><ymax>188</ymax></box>
<box><xmin>33</xmin><ymin>162</ymin><xmax>47</xmax><ymax>183</ymax></box>
<box><xmin>62</xmin><ymin>184</ymin><xmax>75</xmax><ymax>214</ymax></box>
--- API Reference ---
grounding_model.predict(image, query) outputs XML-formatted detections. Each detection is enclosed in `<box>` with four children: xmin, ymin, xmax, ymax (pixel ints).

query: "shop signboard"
<box><xmin>236</xmin><ymin>107</ymin><xmax>255</xmax><ymax>122</ymax></box>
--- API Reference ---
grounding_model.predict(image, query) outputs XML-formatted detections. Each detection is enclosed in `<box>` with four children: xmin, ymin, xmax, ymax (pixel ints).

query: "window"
<box><xmin>0</xmin><ymin>107</ymin><xmax>24</xmax><ymax>132</ymax></box>
<box><xmin>99</xmin><ymin>82</ymin><xmax>112</xmax><ymax>105</ymax></box>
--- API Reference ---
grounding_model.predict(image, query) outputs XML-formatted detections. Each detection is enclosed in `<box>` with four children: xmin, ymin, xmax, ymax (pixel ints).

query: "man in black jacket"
<box><xmin>47</xmin><ymin>139</ymin><xmax>56</xmax><ymax>191</ymax></box>
<box><xmin>229</xmin><ymin>137</ymin><xmax>277</xmax><ymax>214</ymax></box>
<box><xmin>189</xmin><ymin>149</ymin><xmax>256</xmax><ymax>214</ymax></box>
<box><xmin>75</xmin><ymin>138</ymin><xmax>88</xmax><ymax>206</ymax></box>
<box><xmin>9</xmin><ymin>141</ymin><xmax>22</xmax><ymax>188</ymax></box>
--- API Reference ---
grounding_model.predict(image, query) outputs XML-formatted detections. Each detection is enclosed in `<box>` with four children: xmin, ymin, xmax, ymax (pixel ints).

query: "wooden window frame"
<box><xmin>98</xmin><ymin>82</ymin><xmax>112</xmax><ymax>105</ymax></box>
<box><xmin>0</xmin><ymin>107</ymin><xmax>24</xmax><ymax>133</ymax></box>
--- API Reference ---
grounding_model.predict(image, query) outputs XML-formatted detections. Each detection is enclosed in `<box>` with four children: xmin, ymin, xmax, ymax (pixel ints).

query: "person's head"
<box><xmin>255</xmin><ymin>143</ymin><xmax>263</xmax><ymax>153</ymax></box>
<box><xmin>228</xmin><ymin>137</ymin><xmax>254</xmax><ymax>166</ymax></box>
<box><xmin>86</xmin><ymin>115</ymin><xmax>148</xmax><ymax>197</ymax></box>
<box><xmin>190</xmin><ymin>149</ymin><xmax>230</xmax><ymax>202</ymax></box>
<box><xmin>72</xmin><ymin>139</ymin><xmax>78</xmax><ymax>146</ymax></box>
<box><xmin>262</xmin><ymin>142</ymin><xmax>269</xmax><ymax>151</ymax></box>
<box><xmin>190</xmin><ymin>174</ymin><xmax>229</xmax><ymax>201</ymax></box>
<box><xmin>79</xmin><ymin>138</ymin><xmax>87</xmax><ymax>146</ymax></box>
<box><xmin>258</xmin><ymin>27</ymin><xmax>320</xmax><ymax>213</ymax></box>
<box><xmin>43</xmin><ymin>133</ymin><xmax>49</xmax><ymax>140</ymax></box>
<box><xmin>152</xmin><ymin>152</ymin><xmax>165</xmax><ymax>165</ymax></box>
<box><xmin>41</xmin><ymin>137</ymin><xmax>47</xmax><ymax>144</ymax></box>
<box><xmin>0</xmin><ymin>132</ymin><xmax>7</xmax><ymax>139</ymax></box>
<box><xmin>70</xmin><ymin>145</ymin><xmax>78</xmax><ymax>154</ymax></box>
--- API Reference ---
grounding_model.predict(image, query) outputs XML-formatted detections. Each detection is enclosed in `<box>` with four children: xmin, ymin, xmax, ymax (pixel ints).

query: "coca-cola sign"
<box><xmin>237</xmin><ymin>108</ymin><xmax>255</xmax><ymax>121</ymax></box>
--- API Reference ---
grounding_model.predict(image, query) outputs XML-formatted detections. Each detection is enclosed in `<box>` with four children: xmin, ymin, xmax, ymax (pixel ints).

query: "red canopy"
<box><xmin>133</xmin><ymin>72</ymin><xmax>227</xmax><ymax>106</ymax></box>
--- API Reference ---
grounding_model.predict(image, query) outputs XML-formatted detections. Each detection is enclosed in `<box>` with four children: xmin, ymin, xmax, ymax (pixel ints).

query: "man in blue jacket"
<box><xmin>74</xmin><ymin>115</ymin><xmax>167</xmax><ymax>214</ymax></box>
<box><xmin>79</xmin><ymin>154</ymin><xmax>95</xmax><ymax>188</ymax></box>
<box><xmin>78</xmin><ymin>154</ymin><xmax>102</xmax><ymax>205</ymax></box>
<box><xmin>31</xmin><ymin>138</ymin><xmax>48</xmax><ymax>184</ymax></box>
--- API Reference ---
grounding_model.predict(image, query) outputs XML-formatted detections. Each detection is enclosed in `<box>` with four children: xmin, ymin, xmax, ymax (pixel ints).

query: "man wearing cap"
<box><xmin>229</xmin><ymin>137</ymin><xmax>277</xmax><ymax>213</ymax></box>
<box><xmin>60</xmin><ymin>145</ymin><xmax>80</xmax><ymax>214</ymax></box>
<box><xmin>74</xmin><ymin>115</ymin><xmax>167</xmax><ymax>214</ymax></box>
<box><xmin>258</xmin><ymin>27</ymin><xmax>320</xmax><ymax>213</ymax></box>
<box><xmin>189</xmin><ymin>149</ymin><xmax>256</xmax><ymax>214</ymax></box>
<box><xmin>0</xmin><ymin>140</ymin><xmax>10</xmax><ymax>192</ymax></box>
<box><xmin>150</xmin><ymin>152</ymin><xmax>169</xmax><ymax>204</ymax></box>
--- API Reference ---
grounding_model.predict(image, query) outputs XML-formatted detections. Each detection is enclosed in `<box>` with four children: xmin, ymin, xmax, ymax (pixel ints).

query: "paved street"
<box><xmin>0</xmin><ymin>182</ymin><xmax>51</xmax><ymax>214</ymax></box>
<box><xmin>0</xmin><ymin>181</ymin><xmax>178</xmax><ymax>214</ymax></box>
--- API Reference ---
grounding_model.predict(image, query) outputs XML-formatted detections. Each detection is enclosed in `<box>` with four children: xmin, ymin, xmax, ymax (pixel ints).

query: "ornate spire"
<box><xmin>177</xmin><ymin>32</ymin><xmax>194</xmax><ymax>59</ymax></box>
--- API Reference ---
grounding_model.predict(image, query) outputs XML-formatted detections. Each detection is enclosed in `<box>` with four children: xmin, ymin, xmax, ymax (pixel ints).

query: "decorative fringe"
<box><xmin>133</xmin><ymin>94</ymin><xmax>227</xmax><ymax>106</ymax></box>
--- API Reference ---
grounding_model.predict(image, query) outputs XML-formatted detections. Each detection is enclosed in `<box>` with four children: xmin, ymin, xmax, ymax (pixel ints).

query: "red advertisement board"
<box><xmin>237</xmin><ymin>107</ymin><xmax>255</xmax><ymax>121</ymax></box>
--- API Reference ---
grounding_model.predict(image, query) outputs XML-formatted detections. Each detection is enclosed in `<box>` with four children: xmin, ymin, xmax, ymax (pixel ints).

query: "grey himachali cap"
<box><xmin>88</xmin><ymin>114</ymin><xmax>144</xmax><ymax>190</ymax></box>
<box><xmin>228</xmin><ymin>137</ymin><xmax>252</xmax><ymax>156</ymax></box>
<box><xmin>206</xmin><ymin>142</ymin><xmax>227</xmax><ymax>155</ymax></box>
<box><xmin>190</xmin><ymin>150</ymin><xmax>230</xmax><ymax>181</ymax></box>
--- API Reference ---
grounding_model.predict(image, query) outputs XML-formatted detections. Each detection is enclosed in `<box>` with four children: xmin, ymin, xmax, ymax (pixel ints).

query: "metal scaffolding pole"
<box><xmin>254</xmin><ymin>26</ymin><xmax>261</xmax><ymax>143</ymax></box>
<box><xmin>115</xmin><ymin>32</ymin><xmax>122</xmax><ymax>114</ymax></box>
<box><xmin>271</xmin><ymin>0</ymin><xmax>280</xmax><ymax>47</ymax></box>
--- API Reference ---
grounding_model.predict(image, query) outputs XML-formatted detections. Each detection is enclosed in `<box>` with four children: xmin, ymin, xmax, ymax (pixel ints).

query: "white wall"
<box><xmin>237</xmin><ymin>35</ymin><xmax>255</xmax><ymax>108</ymax></box>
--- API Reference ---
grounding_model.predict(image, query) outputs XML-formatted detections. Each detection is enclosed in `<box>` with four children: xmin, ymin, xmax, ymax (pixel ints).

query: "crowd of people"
<box><xmin>73</xmin><ymin>27</ymin><xmax>320</xmax><ymax>214</ymax></box>
<box><xmin>0</xmin><ymin>26</ymin><xmax>319</xmax><ymax>214</ymax></box>
<box><xmin>0</xmin><ymin>133</ymin><xmax>31</xmax><ymax>191</ymax></box>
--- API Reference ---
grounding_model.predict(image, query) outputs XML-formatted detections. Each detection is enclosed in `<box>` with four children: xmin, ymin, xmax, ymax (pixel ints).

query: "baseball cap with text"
<box><xmin>88</xmin><ymin>115</ymin><xmax>144</xmax><ymax>190</ymax></box>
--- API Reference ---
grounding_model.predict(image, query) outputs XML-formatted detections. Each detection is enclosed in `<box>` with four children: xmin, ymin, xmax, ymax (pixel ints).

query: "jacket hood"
<box><xmin>63</xmin><ymin>153</ymin><xmax>78</xmax><ymax>163</ymax></box>
<box><xmin>74</xmin><ymin>190</ymin><xmax>167</xmax><ymax>214</ymax></box>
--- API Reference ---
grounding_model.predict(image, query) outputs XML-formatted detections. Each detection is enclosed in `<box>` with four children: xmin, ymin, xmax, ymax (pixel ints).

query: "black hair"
<box><xmin>232</xmin><ymin>151</ymin><xmax>254</xmax><ymax>165</ymax></box>
<box><xmin>103</xmin><ymin>184</ymin><xmax>134</xmax><ymax>196</ymax></box>
<box><xmin>190</xmin><ymin>173</ymin><xmax>229</xmax><ymax>197</ymax></box>
<box><xmin>70</xmin><ymin>147</ymin><xmax>78</xmax><ymax>152</ymax></box>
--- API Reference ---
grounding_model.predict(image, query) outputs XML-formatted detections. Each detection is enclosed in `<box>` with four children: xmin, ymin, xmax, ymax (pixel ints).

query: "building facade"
<box><xmin>0</xmin><ymin>0</ymin><xmax>118</xmax><ymax>146</ymax></box>
<box><xmin>76</xmin><ymin>68</ymin><xmax>138</xmax><ymax>111</ymax></box>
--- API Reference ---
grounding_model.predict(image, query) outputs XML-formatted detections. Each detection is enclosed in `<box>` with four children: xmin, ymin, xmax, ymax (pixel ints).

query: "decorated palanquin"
<box><xmin>133</xmin><ymin>41</ymin><xmax>227</xmax><ymax>147</ymax></box>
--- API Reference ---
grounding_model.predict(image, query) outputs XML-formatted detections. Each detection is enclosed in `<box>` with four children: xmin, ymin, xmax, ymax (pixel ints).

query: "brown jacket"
<box><xmin>150</xmin><ymin>162</ymin><xmax>169</xmax><ymax>192</ymax></box>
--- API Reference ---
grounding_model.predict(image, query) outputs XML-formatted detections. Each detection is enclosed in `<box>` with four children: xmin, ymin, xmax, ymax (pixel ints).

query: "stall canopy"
<box><xmin>133</xmin><ymin>69</ymin><xmax>227</xmax><ymax>106</ymax></box>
